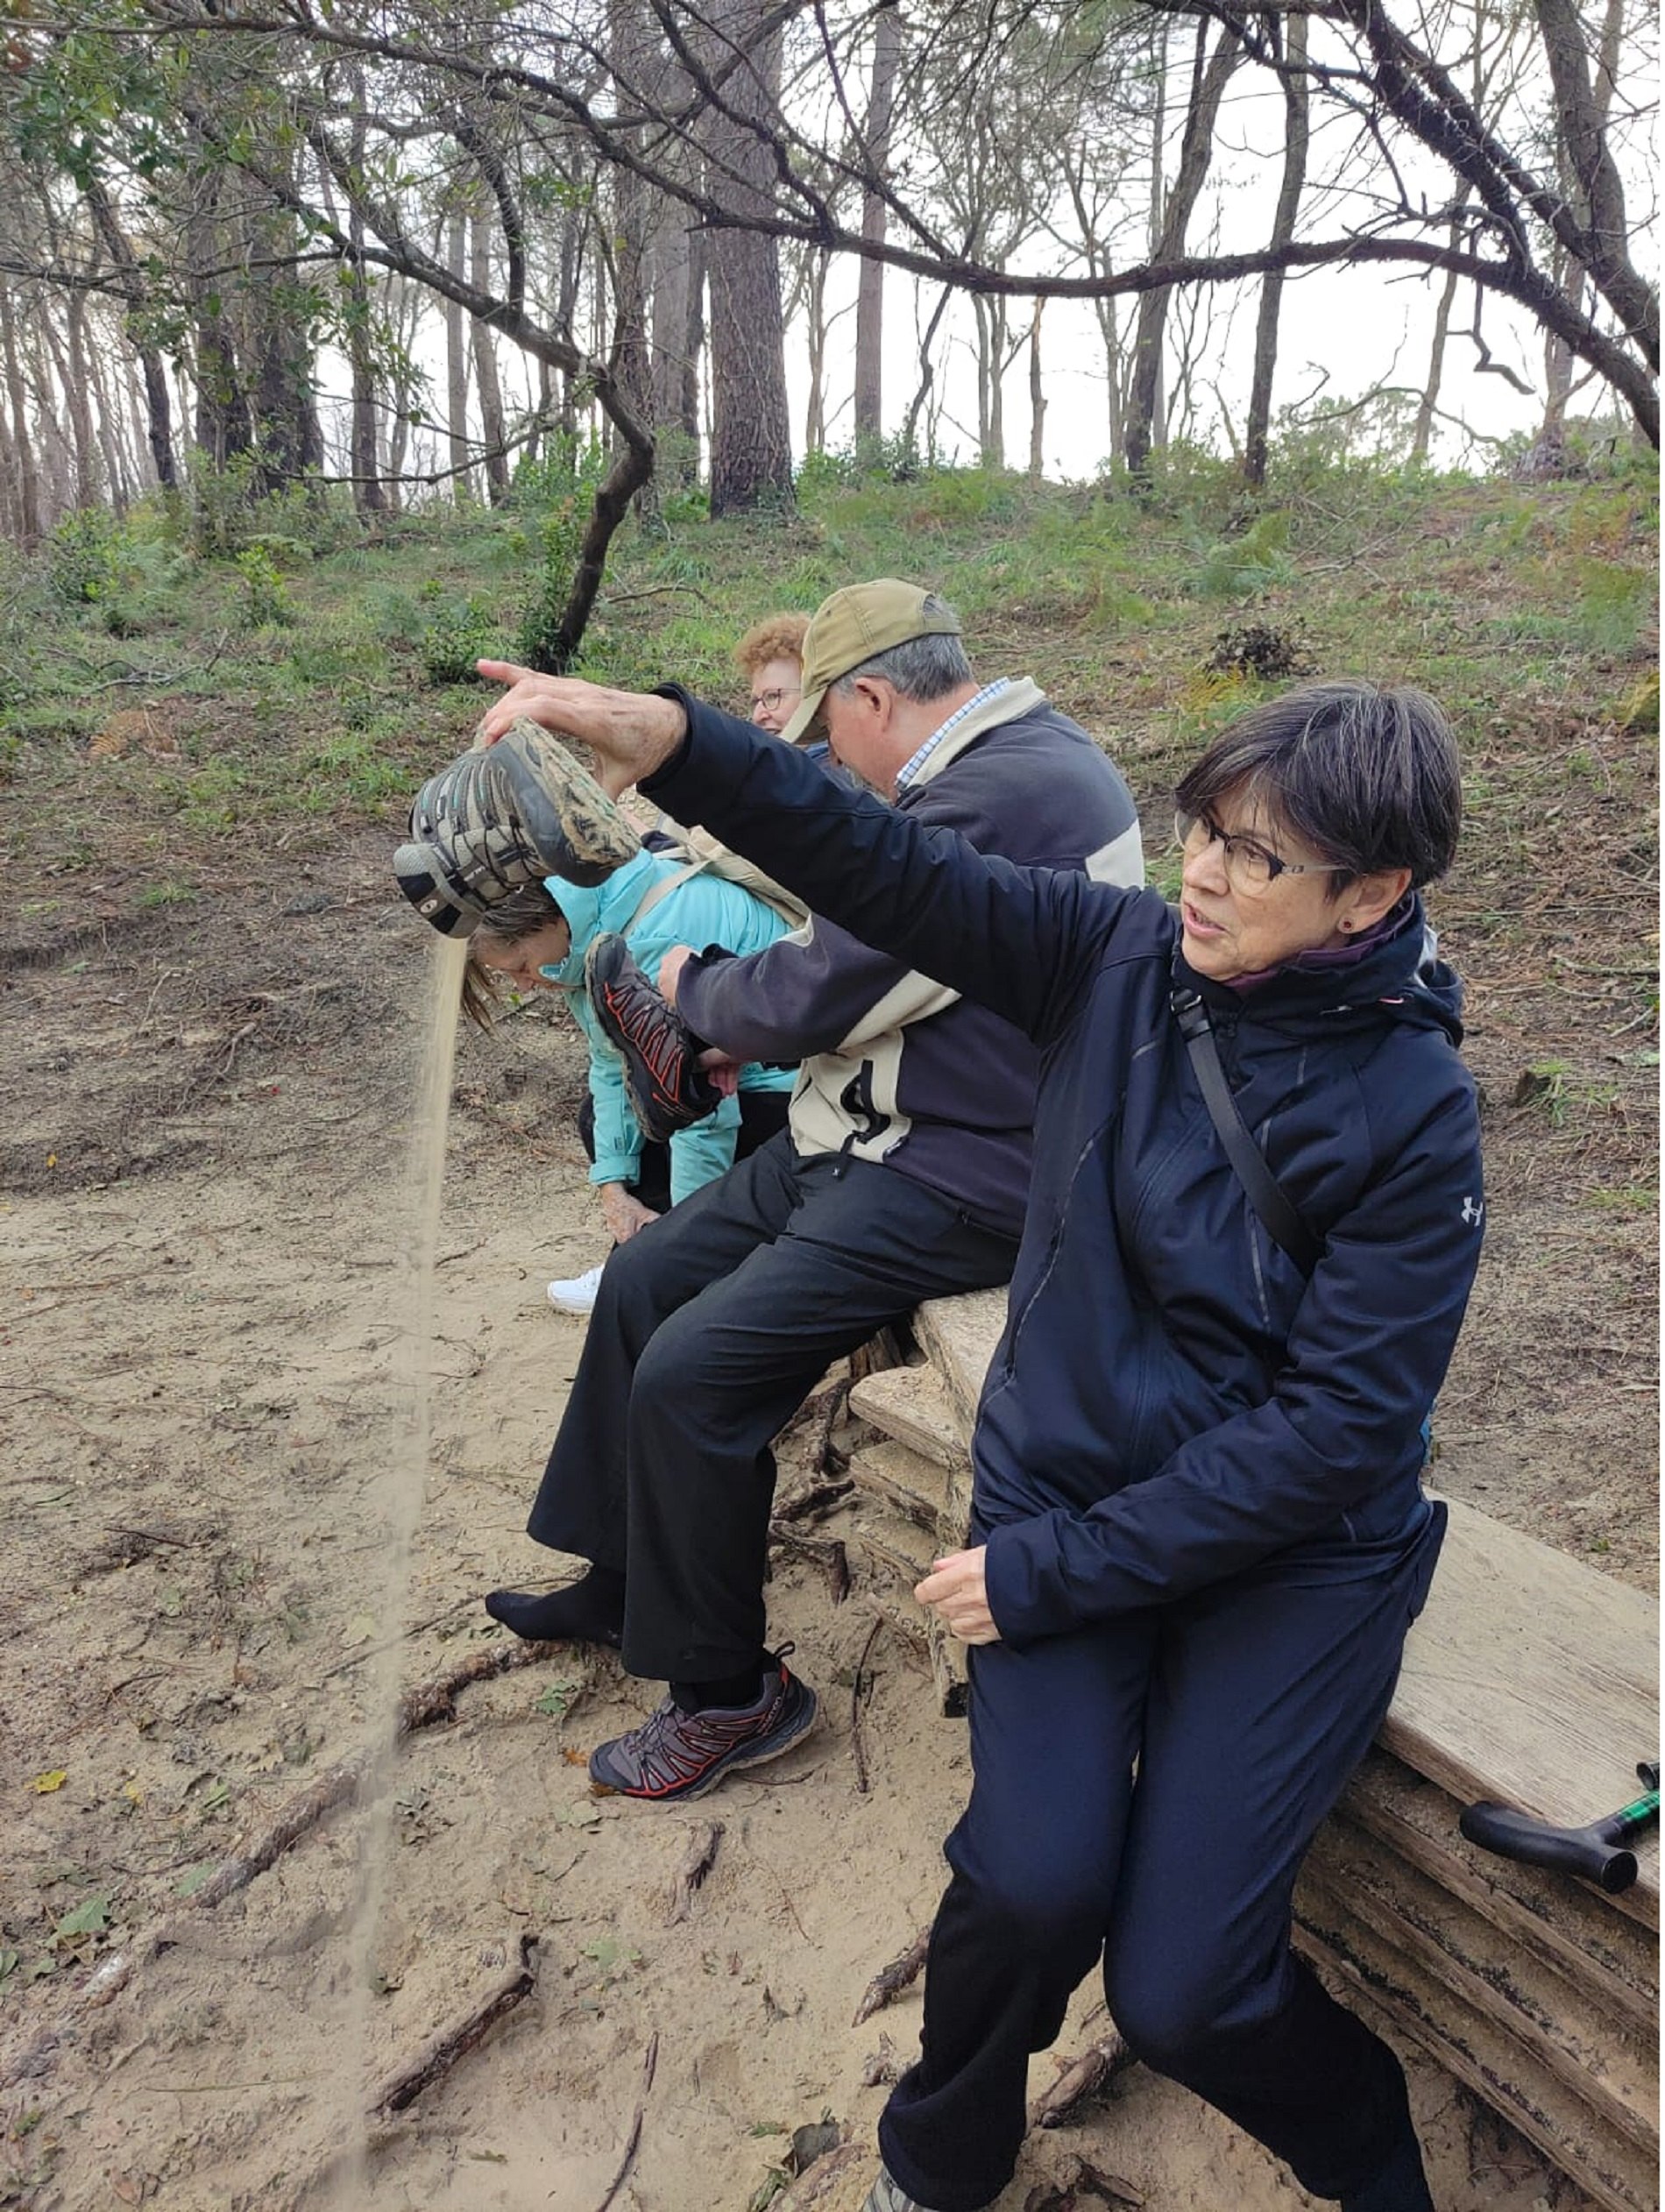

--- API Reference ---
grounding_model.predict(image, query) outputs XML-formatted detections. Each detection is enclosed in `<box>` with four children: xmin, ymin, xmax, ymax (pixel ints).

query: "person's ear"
<box><xmin>1336</xmin><ymin>866</ymin><xmax>1412</xmax><ymax>933</ymax></box>
<box><xmin>854</xmin><ymin>676</ymin><xmax>891</xmax><ymax>724</ymax></box>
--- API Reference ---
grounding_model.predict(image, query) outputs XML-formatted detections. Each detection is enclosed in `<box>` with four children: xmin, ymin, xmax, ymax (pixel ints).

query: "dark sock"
<box><xmin>1339</xmin><ymin>2121</ymin><xmax>1435</xmax><ymax>2212</ymax></box>
<box><xmin>670</xmin><ymin>1662</ymin><xmax>769</xmax><ymax>1713</ymax></box>
<box><xmin>484</xmin><ymin>1565</ymin><xmax>626</xmax><ymax>1646</ymax></box>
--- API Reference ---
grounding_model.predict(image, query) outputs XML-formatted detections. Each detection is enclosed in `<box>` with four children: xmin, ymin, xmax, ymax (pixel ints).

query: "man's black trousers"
<box><xmin>525</xmin><ymin>1130</ymin><xmax>1018</xmax><ymax>1683</ymax></box>
<box><xmin>878</xmin><ymin>1503</ymin><xmax>1447</xmax><ymax>2211</ymax></box>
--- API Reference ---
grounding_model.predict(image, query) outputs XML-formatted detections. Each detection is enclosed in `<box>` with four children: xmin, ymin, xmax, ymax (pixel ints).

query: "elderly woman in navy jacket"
<box><xmin>473</xmin><ymin>670</ymin><xmax>1483</xmax><ymax>2212</ymax></box>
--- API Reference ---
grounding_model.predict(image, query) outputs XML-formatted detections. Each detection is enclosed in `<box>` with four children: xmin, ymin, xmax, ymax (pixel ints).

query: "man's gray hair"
<box><xmin>832</xmin><ymin>629</ymin><xmax>974</xmax><ymax>704</ymax></box>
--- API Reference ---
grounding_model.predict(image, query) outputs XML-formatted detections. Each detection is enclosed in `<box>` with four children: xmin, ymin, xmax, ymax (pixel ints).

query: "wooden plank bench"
<box><xmin>834</xmin><ymin>1289</ymin><xmax>1660</xmax><ymax>2210</ymax></box>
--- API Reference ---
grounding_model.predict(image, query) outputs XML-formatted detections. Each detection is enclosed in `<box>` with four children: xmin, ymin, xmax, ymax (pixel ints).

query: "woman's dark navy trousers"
<box><xmin>878</xmin><ymin>1506</ymin><xmax>1446</xmax><ymax>2212</ymax></box>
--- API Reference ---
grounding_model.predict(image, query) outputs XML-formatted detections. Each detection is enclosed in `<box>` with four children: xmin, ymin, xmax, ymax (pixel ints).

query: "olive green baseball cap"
<box><xmin>778</xmin><ymin>578</ymin><xmax>963</xmax><ymax>747</ymax></box>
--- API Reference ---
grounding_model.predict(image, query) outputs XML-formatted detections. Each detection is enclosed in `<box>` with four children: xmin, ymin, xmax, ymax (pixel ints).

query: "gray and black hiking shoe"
<box><xmin>585</xmin><ymin>930</ymin><xmax>723</xmax><ymax>1143</ymax></box>
<box><xmin>588</xmin><ymin>1655</ymin><xmax>818</xmax><ymax>1801</ymax></box>
<box><xmin>862</xmin><ymin>2169</ymin><xmax>989</xmax><ymax>2212</ymax></box>
<box><xmin>393</xmin><ymin>717</ymin><xmax>640</xmax><ymax>937</ymax></box>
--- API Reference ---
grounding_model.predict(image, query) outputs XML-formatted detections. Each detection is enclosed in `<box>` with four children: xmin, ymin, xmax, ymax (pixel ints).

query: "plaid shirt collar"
<box><xmin>894</xmin><ymin>679</ymin><xmax>1013</xmax><ymax>789</ymax></box>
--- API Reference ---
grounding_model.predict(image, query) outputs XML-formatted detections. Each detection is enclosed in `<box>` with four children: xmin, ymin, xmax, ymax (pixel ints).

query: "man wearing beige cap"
<box><xmin>471</xmin><ymin>581</ymin><xmax>1143</xmax><ymax>1800</ymax></box>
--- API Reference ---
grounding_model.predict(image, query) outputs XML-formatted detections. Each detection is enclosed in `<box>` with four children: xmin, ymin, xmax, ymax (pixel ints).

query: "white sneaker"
<box><xmin>546</xmin><ymin>1263</ymin><xmax>606</xmax><ymax>1315</ymax></box>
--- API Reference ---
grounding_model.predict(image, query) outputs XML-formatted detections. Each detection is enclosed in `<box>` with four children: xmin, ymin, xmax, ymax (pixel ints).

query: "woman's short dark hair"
<box><xmin>1174</xmin><ymin>681</ymin><xmax>1461</xmax><ymax>889</ymax></box>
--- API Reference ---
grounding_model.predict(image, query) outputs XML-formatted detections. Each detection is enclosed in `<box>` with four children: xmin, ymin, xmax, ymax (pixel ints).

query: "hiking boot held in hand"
<box><xmin>393</xmin><ymin>718</ymin><xmax>641</xmax><ymax>937</ymax></box>
<box><xmin>588</xmin><ymin>1655</ymin><xmax>818</xmax><ymax>1801</ymax></box>
<box><xmin>585</xmin><ymin>931</ymin><xmax>723</xmax><ymax>1143</ymax></box>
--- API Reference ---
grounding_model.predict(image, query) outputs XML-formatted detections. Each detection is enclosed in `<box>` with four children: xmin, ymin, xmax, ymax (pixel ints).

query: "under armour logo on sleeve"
<box><xmin>1460</xmin><ymin>1195</ymin><xmax>1484</xmax><ymax>1226</ymax></box>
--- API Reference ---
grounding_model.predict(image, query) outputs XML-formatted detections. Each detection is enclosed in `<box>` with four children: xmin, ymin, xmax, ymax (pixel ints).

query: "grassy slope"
<box><xmin>6</xmin><ymin>454</ymin><xmax>1656</xmax><ymax>1070</ymax></box>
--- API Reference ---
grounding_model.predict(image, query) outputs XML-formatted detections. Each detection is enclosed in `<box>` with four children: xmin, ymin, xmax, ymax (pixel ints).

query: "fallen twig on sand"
<box><xmin>592</xmin><ymin>2031</ymin><xmax>659</xmax><ymax>2212</ymax></box>
<box><xmin>1031</xmin><ymin>2029</ymin><xmax>1136</xmax><ymax>2130</ymax></box>
<box><xmin>368</xmin><ymin>1932</ymin><xmax>541</xmax><ymax>2117</ymax></box>
<box><xmin>851</xmin><ymin>1616</ymin><xmax>883</xmax><ymax>1794</ymax></box>
<box><xmin>666</xmin><ymin>1820</ymin><xmax>724</xmax><ymax>1925</ymax></box>
<box><xmin>853</xmin><ymin>1927</ymin><xmax>930</xmax><ymax>2025</ymax></box>
<box><xmin>194</xmin><ymin>1641</ymin><xmax>552</xmax><ymax>1910</ymax></box>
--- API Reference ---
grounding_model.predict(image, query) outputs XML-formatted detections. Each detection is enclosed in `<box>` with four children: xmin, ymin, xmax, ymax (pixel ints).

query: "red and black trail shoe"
<box><xmin>585</xmin><ymin>930</ymin><xmax>724</xmax><ymax>1143</ymax></box>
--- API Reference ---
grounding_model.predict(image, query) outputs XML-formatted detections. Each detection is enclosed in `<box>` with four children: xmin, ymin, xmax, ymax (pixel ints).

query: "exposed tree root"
<box><xmin>591</xmin><ymin>2031</ymin><xmax>659</xmax><ymax>2212</ymax></box>
<box><xmin>851</xmin><ymin>1615</ymin><xmax>884</xmax><ymax>1795</ymax></box>
<box><xmin>368</xmin><ymin>1932</ymin><xmax>541</xmax><ymax>2117</ymax></box>
<box><xmin>1031</xmin><ymin>2028</ymin><xmax>1137</xmax><ymax>2129</ymax></box>
<box><xmin>853</xmin><ymin>1926</ymin><xmax>930</xmax><ymax>2025</ymax></box>
<box><xmin>665</xmin><ymin>1819</ymin><xmax>724</xmax><ymax>1925</ymax></box>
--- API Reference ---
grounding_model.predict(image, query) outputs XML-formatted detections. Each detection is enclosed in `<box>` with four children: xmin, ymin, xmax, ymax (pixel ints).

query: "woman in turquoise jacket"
<box><xmin>463</xmin><ymin>847</ymin><xmax>797</xmax><ymax>1271</ymax></box>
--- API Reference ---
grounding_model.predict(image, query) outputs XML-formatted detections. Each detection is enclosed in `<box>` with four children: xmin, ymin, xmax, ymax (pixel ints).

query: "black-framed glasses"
<box><xmin>750</xmin><ymin>686</ymin><xmax>801</xmax><ymax>716</ymax></box>
<box><xmin>1173</xmin><ymin>808</ymin><xmax>1348</xmax><ymax>895</ymax></box>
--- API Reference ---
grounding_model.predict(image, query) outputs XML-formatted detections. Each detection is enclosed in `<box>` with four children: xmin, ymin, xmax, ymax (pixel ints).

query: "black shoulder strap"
<box><xmin>1170</xmin><ymin>986</ymin><xmax>1321</xmax><ymax>1275</ymax></box>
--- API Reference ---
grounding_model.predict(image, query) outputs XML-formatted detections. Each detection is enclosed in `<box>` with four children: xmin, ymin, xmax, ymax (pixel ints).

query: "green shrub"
<box><xmin>234</xmin><ymin>544</ymin><xmax>295</xmax><ymax>629</ymax></box>
<box><xmin>47</xmin><ymin>509</ymin><xmax>127</xmax><ymax>606</ymax></box>
<box><xmin>421</xmin><ymin>594</ymin><xmax>503</xmax><ymax>685</ymax></box>
<box><xmin>1187</xmin><ymin>511</ymin><xmax>1295</xmax><ymax>599</ymax></box>
<box><xmin>510</xmin><ymin>431</ymin><xmax>609</xmax><ymax>511</ymax></box>
<box><xmin>514</xmin><ymin>500</ymin><xmax>591</xmax><ymax>671</ymax></box>
<box><xmin>1570</xmin><ymin>559</ymin><xmax>1653</xmax><ymax>656</ymax></box>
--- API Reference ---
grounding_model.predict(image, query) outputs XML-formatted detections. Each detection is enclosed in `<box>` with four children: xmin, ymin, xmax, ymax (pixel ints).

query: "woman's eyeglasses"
<box><xmin>1173</xmin><ymin>809</ymin><xmax>1348</xmax><ymax>895</ymax></box>
<box><xmin>750</xmin><ymin>687</ymin><xmax>800</xmax><ymax>716</ymax></box>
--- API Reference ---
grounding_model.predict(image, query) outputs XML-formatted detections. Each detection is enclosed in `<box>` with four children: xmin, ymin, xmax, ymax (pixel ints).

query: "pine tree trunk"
<box><xmin>1536</xmin><ymin>0</ymin><xmax>1625</xmax><ymax>457</ymax></box>
<box><xmin>681</xmin><ymin>230</ymin><xmax>706</xmax><ymax>450</ymax></box>
<box><xmin>0</xmin><ymin>285</ymin><xmax>42</xmax><ymax>543</ymax></box>
<box><xmin>347</xmin><ymin>87</ymin><xmax>387</xmax><ymax>514</ymax></box>
<box><xmin>803</xmin><ymin>250</ymin><xmax>829</xmax><ymax>452</ymax></box>
<box><xmin>469</xmin><ymin>206</ymin><xmax>510</xmax><ymax>505</ymax></box>
<box><xmin>609</xmin><ymin>0</ymin><xmax>657</xmax><ymax>511</ymax></box>
<box><xmin>1126</xmin><ymin>23</ymin><xmax>1238</xmax><ymax>480</ymax></box>
<box><xmin>650</xmin><ymin>219</ymin><xmax>693</xmax><ymax>479</ymax></box>
<box><xmin>853</xmin><ymin>0</ymin><xmax>901</xmax><ymax>443</ymax></box>
<box><xmin>445</xmin><ymin>209</ymin><xmax>472</xmax><ymax>505</ymax></box>
<box><xmin>86</xmin><ymin>324</ymin><xmax>132</xmax><ymax>513</ymax></box>
<box><xmin>700</xmin><ymin>0</ymin><xmax>794</xmax><ymax>514</ymax></box>
<box><xmin>1411</xmin><ymin>242</ymin><xmax>1463</xmax><ymax>465</ymax></box>
<box><xmin>250</xmin><ymin>214</ymin><xmax>325</xmax><ymax>496</ymax></box>
<box><xmin>56</xmin><ymin>295</ymin><xmax>101</xmax><ymax>507</ymax></box>
<box><xmin>1242</xmin><ymin>12</ymin><xmax>1308</xmax><ymax>490</ymax></box>
<box><xmin>1026</xmin><ymin>302</ymin><xmax>1045</xmax><ymax>480</ymax></box>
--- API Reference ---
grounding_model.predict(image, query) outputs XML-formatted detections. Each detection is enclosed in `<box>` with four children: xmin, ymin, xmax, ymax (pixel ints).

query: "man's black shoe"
<box><xmin>585</xmin><ymin>932</ymin><xmax>723</xmax><ymax>1144</ymax></box>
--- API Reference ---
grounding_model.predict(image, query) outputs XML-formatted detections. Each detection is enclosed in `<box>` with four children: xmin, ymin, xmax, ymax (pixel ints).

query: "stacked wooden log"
<box><xmin>831</xmin><ymin>1289</ymin><xmax>1660</xmax><ymax>2212</ymax></box>
<box><xmin>832</xmin><ymin>1360</ymin><xmax>972</xmax><ymax>1718</ymax></box>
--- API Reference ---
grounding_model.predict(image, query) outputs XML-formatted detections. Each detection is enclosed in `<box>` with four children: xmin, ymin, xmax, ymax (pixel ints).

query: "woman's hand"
<box><xmin>915</xmin><ymin>1546</ymin><xmax>1001</xmax><ymax>1646</ymax></box>
<box><xmin>474</xmin><ymin>661</ymin><xmax>688</xmax><ymax>793</ymax></box>
<box><xmin>599</xmin><ymin>1183</ymin><xmax>658</xmax><ymax>1245</ymax></box>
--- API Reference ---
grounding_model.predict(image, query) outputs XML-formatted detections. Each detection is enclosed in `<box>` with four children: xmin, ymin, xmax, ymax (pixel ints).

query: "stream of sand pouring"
<box><xmin>329</xmin><ymin>928</ymin><xmax>467</xmax><ymax>2203</ymax></box>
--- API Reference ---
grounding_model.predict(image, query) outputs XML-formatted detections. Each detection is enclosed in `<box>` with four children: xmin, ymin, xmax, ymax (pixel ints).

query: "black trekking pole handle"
<box><xmin>1459</xmin><ymin>1763</ymin><xmax>1661</xmax><ymax>1895</ymax></box>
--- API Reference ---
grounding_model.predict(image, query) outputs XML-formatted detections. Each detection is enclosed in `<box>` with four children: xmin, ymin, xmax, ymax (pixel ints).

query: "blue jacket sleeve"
<box><xmin>643</xmin><ymin>692</ymin><xmax>1139</xmax><ymax>1049</ymax></box>
<box><xmin>667</xmin><ymin>1095</ymin><xmax>741</xmax><ymax>1204</ymax></box>
<box><xmin>982</xmin><ymin>1077</ymin><xmax>1484</xmax><ymax>1636</ymax></box>
<box><xmin>570</xmin><ymin>993</ymin><xmax>646</xmax><ymax>1189</ymax></box>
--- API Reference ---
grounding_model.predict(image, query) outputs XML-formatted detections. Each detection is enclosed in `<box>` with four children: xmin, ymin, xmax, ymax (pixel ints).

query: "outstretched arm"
<box><xmin>472</xmin><ymin>665</ymin><xmax>1136</xmax><ymax>1046</ymax></box>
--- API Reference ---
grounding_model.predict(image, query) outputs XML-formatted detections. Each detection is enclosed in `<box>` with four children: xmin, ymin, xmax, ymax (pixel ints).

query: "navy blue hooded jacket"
<box><xmin>642</xmin><ymin>701</ymin><xmax>1486</xmax><ymax>1645</ymax></box>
